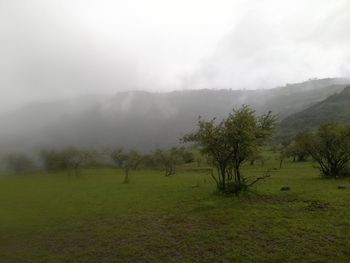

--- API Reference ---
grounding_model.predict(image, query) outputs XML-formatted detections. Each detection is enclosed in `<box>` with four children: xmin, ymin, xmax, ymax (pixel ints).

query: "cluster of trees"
<box><xmin>276</xmin><ymin>122</ymin><xmax>350</xmax><ymax>178</ymax></box>
<box><xmin>40</xmin><ymin>147</ymin><xmax>97</xmax><ymax>176</ymax></box>
<box><xmin>2</xmin><ymin>146</ymin><xmax>194</xmax><ymax>181</ymax></box>
<box><xmin>275</xmin><ymin>132</ymin><xmax>310</xmax><ymax>168</ymax></box>
<box><xmin>304</xmin><ymin>122</ymin><xmax>350</xmax><ymax>178</ymax></box>
<box><xmin>109</xmin><ymin>147</ymin><xmax>194</xmax><ymax>182</ymax></box>
<box><xmin>2</xmin><ymin>104</ymin><xmax>350</xmax><ymax>194</ymax></box>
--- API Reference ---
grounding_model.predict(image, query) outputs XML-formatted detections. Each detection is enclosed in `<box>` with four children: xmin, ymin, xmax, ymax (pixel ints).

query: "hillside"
<box><xmin>279</xmin><ymin>86</ymin><xmax>350</xmax><ymax>137</ymax></box>
<box><xmin>0</xmin><ymin>78</ymin><xmax>349</xmax><ymax>153</ymax></box>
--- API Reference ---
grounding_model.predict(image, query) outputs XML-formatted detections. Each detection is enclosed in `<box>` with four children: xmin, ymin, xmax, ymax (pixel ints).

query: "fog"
<box><xmin>1</xmin><ymin>0</ymin><xmax>350</xmax><ymax>112</ymax></box>
<box><xmin>1</xmin><ymin>1</ymin><xmax>350</xmax><ymax>153</ymax></box>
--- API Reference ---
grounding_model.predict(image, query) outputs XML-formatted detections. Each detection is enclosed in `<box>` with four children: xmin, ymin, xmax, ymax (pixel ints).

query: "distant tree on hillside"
<box><xmin>304</xmin><ymin>121</ymin><xmax>350</xmax><ymax>178</ymax></box>
<box><xmin>183</xmin><ymin>105</ymin><xmax>276</xmax><ymax>193</ymax></box>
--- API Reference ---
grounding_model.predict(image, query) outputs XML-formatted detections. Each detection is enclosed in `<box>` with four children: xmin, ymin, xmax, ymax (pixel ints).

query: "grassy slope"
<box><xmin>1</xmin><ymin>158</ymin><xmax>350</xmax><ymax>263</ymax></box>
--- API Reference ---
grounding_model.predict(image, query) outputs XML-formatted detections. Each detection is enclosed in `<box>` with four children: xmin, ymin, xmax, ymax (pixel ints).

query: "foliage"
<box><xmin>110</xmin><ymin>148</ymin><xmax>144</xmax><ymax>183</ymax></box>
<box><xmin>62</xmin><ymin>147</ymin><xmax>96</xmax><ymax>176</ymax></box>
<box><xmin>110</xmin><ymin>148</ymin><xmax>129</xmax><ymax>168</ymax></box>
<box><xmin>40</xmin><ymin>147</ymin><xmax>96</xmax><ymax>175</ymax></box>
<box><xmin>183</xmin><ymin>105</ymin><xmax>276</xmax><ymax>192</ymax></box>
<box><xmin>287</xmin><ymin>132</ymin><xmax>310</xmax><ymax>162</ymax></box>
<box><xmin>153</xmin><ymin>148</ymin><xmax>185</xmax><ymax>176</ymax></box>
<box><xmin>279</xmin><ymin>86</ymin><xmax>350</xmax><ymax>137</ymax></box>
<box><xmin>304</xmin><ymin>121</ymin><xmax>350</xmax><ymax>178</ymax></box>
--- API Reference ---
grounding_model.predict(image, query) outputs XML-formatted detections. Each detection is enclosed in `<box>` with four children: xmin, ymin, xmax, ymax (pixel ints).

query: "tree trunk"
<box><xmin>220</xmin><ymin>165</ymin><xmax>226</xmax><ymax>191</ymax></box>
<box><xmin>123</xmin><ymin>168</ymin><xmax>129</xmax><ymax>183</ymax></box>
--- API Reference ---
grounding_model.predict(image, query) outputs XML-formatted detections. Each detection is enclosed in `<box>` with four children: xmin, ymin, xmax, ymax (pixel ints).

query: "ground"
<box><xmin>0</xmin><ymin>157</ymin><xmax>350</xmax><ymax>262</ymax></box>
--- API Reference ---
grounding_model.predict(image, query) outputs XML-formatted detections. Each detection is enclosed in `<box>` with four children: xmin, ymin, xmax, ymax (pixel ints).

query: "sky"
<box><xmin>0</xmin><ymin>0</ymin><xmax>350</xmax><ymax>112</ymax></box>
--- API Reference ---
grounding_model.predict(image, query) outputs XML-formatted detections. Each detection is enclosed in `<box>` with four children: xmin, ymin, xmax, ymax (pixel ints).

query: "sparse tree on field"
<box><xmin>153</xmin><ymin>148</ymin><xmax>184</xmax><ymax>176</ymax></box>
<box><xmin>127</xmin><ymin>150</ymin><xmax>143</xmax><ymax>170</ymax></box>
<box><xmin>110</xmin><ymin>148</ymin><xmax>128</xmax><ymax>168</ymax></box>
<box><xmin>304</xmin><ymin>121</ymin><xmax>350</xmax><ymax>178</ymax></box>
<box><xmin>63</xmin><ymin>147</ymin><xmax>96</xmax><ymax>176</ymax></box>
<box><xmin>183</xmin><ymin>105</ymin><xmax>276</xmax><ymax>193</ymax></box>
<box><xmin>110</xmin><ymin>149</ymin><xmax>144</xmax><ymax>183</ymax></box>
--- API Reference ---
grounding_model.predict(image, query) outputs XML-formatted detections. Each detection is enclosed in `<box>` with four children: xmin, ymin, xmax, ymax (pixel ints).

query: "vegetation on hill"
<box><xmin>0</xmin><ymin>78</ymin><xmax>348</xmax><ymax>153</ymax></box>
<box><xmin>279</xmin><ymin>86</ymin><xmax>350</xmax><ymax>137</ymax></box>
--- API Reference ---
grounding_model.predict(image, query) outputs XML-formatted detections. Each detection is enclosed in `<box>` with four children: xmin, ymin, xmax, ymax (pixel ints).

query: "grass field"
<box><xmin>1</xmin><ymin>157</ymin><xmax>350</xmax><ymax>262</ymax></box>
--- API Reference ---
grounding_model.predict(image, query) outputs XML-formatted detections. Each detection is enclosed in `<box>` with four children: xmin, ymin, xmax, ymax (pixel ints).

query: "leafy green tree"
<box><xmin>304</xmin><ymin>121</ymin><xmax>350</xmax><ymax>178</ymax></box>
<box><xmin>183</xmin><ymin>105</ymin><xmax>276</xmax><ymax>192</ymax></box>
<box><xmin>288</xmin><ymin>132</ymin><xmax>310</xmax><ymax>162</ymax></box>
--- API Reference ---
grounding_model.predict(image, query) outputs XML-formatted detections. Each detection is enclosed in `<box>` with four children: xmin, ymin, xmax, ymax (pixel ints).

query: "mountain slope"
<box><xmin>0</xmin><ymin>78</ymin><xmax>349</xmax><ymax>153</ymax></box>
<box><xmin>279</xmin><ymin>86</ymin><xmax>350</xmax><ymax>137</ymax></box>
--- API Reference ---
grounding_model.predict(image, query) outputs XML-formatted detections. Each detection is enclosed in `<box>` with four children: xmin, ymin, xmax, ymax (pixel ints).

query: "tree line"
<box><xmin>1</xmin><ymin>105</ymin><xmax>350</xmax><ymax>194</ymax></box>
<box><xmin>0</xmin><ymin>146</ymin><xmax>195</xmax><ymax>181</ymax></box>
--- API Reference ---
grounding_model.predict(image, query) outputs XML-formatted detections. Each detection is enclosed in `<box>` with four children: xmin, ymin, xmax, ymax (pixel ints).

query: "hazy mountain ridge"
<box><xmin>279</xmin><ymin>85</ymin><xmax>350</xmax><ymax>137</ymax></box>
<box><xmin>0</xmin><ymin>78</ymin><xmax>349</xmax><ymax>153</ymax></box>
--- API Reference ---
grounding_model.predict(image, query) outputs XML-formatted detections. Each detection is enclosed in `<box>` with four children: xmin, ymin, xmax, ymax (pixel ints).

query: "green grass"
<box><xmin>1</xmin><ymin>158</ymin><xmax>350</xmax><ymax>262</ymax></box>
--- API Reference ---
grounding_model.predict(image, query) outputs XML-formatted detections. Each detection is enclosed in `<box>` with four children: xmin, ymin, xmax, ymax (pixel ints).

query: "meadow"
<box><xmin>1</xmin><ymin>156</ymin><xmax>350</xmax><ymax>263</ymax></box>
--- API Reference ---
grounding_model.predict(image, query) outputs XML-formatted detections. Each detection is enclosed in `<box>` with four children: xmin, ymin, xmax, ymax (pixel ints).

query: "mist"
<box><xmin>0</xmin><ymin>0</ymin><xmax>350</xmax><ymax>154</ymax></box>
<box><xmin>1</xmin><ymin>0</ymin><xmax>350</xmax><ymax>112</ymax></box>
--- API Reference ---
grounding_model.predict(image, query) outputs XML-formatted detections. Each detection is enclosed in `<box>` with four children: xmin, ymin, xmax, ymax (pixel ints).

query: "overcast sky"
<box><xmin>0</xmin><ymin>0</ymin><xmax>350</xmax><ymax>112</ymax></box>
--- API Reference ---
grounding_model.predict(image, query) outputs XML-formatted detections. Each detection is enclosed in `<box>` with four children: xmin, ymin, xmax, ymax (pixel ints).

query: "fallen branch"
<box><xmin>247</xmin><ymin>169</ymin><xmax>272</xmax><ymax>187</ymax></box>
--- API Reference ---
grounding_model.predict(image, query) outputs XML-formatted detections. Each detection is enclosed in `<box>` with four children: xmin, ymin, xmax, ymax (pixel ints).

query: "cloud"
<box><xmin>0</xmin><ymin>0</ymin><xmax>349</xmax><ymax>112</ymax></box>
<box><xmin>184</xmin><ymin>0</ymin><xmax>350</xmax><ymax>90</ymax></box>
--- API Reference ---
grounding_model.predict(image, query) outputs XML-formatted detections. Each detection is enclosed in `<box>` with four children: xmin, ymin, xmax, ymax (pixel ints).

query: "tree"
<box><xmin>63</xmin><ymin>147</ymin><xmax>96</xmax><ymax>176</ymax></box>
<box><xmin>127</xmin><ymin>150</ymin><xmax>143</xmax><ymax>170</ymax></box>
<box><xmin>276</xmin><ymin>143</ymin><xmax>290</xmax><ymax>168</ymax></box>
<box><xmin>40</xmin><ymin>147</ymin><xmax>95</xmax><ymax>175</ymax></box>
<box><xmin>2</xmin><ymin>154</ymin><xmax>35</xmax><ymax>173</ymax></box>
<box><xmin>183</xmin><ymin>105</ymin><xmax>276</xmax><ymax>192</ymax></box>
<box><xmin>178</xmin><ymin>147</ymin><xmax>195</xmax><ymax>163</ymax></box>
<box><xmin>153</xmin><ymin>148</ymin><xmax>184</xmax><ymax>176</ymax></box>
<box><xmin>110</xmin><ymin>149</ymin><xmax>143</xmax><ymax>183</ymax></box>
<box><xmin>40</xmin><ymin>149</ymin><xmax>69</xmax><ymax>171</ymax></box>
<box><xmin>110</xmin><ymin>148</ymin><xmax>128</xmax><ymax>168</ymax></box>
<box><xmin>288</xmin><ymin>132</ymin><xmax>310</xmax><ymax>162</ymax></box>
<box><xmin>304</xmin><ymin>121</ymin><xmax>350</xmax><ymax>178</ymax></box>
